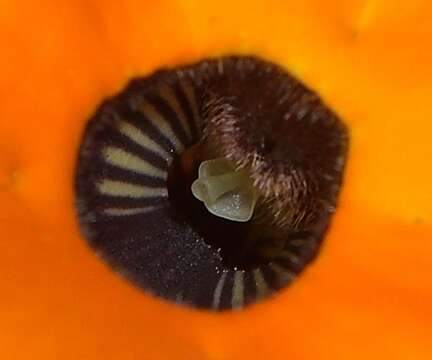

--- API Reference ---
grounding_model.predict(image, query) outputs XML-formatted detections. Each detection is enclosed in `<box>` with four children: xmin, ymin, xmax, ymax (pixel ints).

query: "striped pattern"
<box><xmin>75</xmin><ymin>57</ymin><xmax>320</xmax><ymax>312</ymax></box>
<box><xmin>232</xmin><ymin>271</ymin><xmax>245</xmax><ymax>309</ymax></box>
<box><xmin>102</xmin><ymin>146</ymin><xmax>166</xmax><ymax>179</ymax></box>
<box><xmin>80</xmin><ymin>76</ymin><xmax>203</xmax><ymax>219</ymax></box>
<box><xmin>212</xmin><ymin>272</ymin><xmax>227</xmax><ymax>309</ymax></box>
<box><xmin>253</xmin><ymin>269</ymin><xmax>269</xmax><ymax>300</ymax></box>
<box><xmin>117</xmin><ymin>120</ymin><xmax>171</xmax><ymax>161</ymax></box>
<box><xmin>97</xmin><ymin>179</ymin><xmax>167</xmax><ymax>198</ymax></box>
<box><xmin>138</xmin><ymin>101</ymin><xmax>184</xmax><ymax>153</ymax></box>
<box><xmin>103</xmin><ymin>206</ymin><xmax>162</xmax><ymax>216</ymax></box>
<box><xmin>209</xmin><ymin>262</ymin><xmax>297</xmax><ymax>311</ymax></box>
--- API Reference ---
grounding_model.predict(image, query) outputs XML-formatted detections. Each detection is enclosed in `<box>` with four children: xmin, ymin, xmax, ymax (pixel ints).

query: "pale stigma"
<box><xmin>191</xmin><ymin>158</ymin><xmax>257</xmax><ymax>222</ymax></box>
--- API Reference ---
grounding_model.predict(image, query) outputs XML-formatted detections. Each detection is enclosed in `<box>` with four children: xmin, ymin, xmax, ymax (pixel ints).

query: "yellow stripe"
<box><xmin>139</xmin><ymin>101</ymin><xmax>183</xmax><ymax>153</ymax></box>
<box><xmin>212</xmin><ymin>272</ymin><xmax>227</xmax><ymax>310</ymax></box>
<box><xmin>103</xmin><ymin>146</ymin><xmax>166</xmax><ymax>179</ymax></box>
<box><xmin>231</xmin><ymin>271</ymin><xmax>245</xmax><ymax>309</ymax></box>
<box><xmin>159</xmin><ymin>84</ymin><xmax>192</xmax><ymax>140</ymax></box>
<box><xmin>97</xmin><ymin>179</ymin><xmax>167</xmax><ymax>198</ymax></box>
<box><xmin>117</xmin><ymin>120</ymin><xmax>170</xmax><ymax>160</ymax></box>
<box><xmin>269</xmin><ymin>263</ymin><xmax>296</xmax><ymax>286</ymax></box>
<box><xmin>280</xmin><ymin>251</ymin><xmax>300</xmax><ymax>264</ymax></box>
<box><xmin>179</xmin><ymin>79</ymin><xmax>201</xmax><ymax>134</ymax></box>
<box><xmin>253</xmin><ymin>269</ymin><xmax>269</xmax><ymax>300</ymax></box>
<box><xmin>103</xmin><ymin>206</ymin><xmax>160</xmax><ymax>216</ymax></box>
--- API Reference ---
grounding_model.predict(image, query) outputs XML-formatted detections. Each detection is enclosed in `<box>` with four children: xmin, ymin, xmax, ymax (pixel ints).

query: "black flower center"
<box><xmin>75</xmin><ymin>56</ymin><xmax>348</xmax><ymax>310</ymax></box>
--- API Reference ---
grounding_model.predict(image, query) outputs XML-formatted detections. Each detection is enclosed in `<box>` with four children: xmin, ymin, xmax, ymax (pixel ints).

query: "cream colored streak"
<box><xmin>280</xmin><ymin>251</ymin><xmax>301</xmax><ymax>264</ymax></box>
<box><xmin>212</xmin><ymin>272</ymin><xmax>227</xmax><ymax>310</ymax></box>
<box><xmin>290</xmin><ymin>238</ymin><xmax>308</xmax><ymax>247</ymax></box>
<box><xmin>217</xmin><ymin>58</ymin><xmax>224</xmax><ymax>74</ymax></box>
<box><xmin>231</xmin><ymin>271</ymin><xmax>245</xmax><ymax>309</ymax></box>
<box><xmin>103</xmin><ymin>146</ymin><xmax>166</xmax><ymax>179</ymax></box>
<box><xmin>253</xmin><ymin>269</ymin><xmax>269</xmax><ymax>299</ymax></box>
<box><xmin>179</xmin><ymin>79</ymin><xmax>201</xmax><ymax>133</ymax></box>
<box><xmin>97</xmin><ymin>179</ymin><xmax>167</xmax><ymax>198</ymax></box>
<box><xmin>269</xmin><ymin>263</ymin><xmax>296</xmax><ymax>285</ymax></box>
<box><xmin>159</xmin><ymin>84</ymin><xmax>192</xmax><ymax>140</ymax></box>
<box><xmin>103</xmin><ymin>206</ymin><xmax>161</xmax><ymax>216</ymax></box>
<box><xmin>117</xmin><ymin>120</ymin><xmax>171</xmax><ymax>160</ymax></box>
<box><xmin>140</xmin><ymin>101</ymin><xmax>183</xmax><ymax>153</ymax></box>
